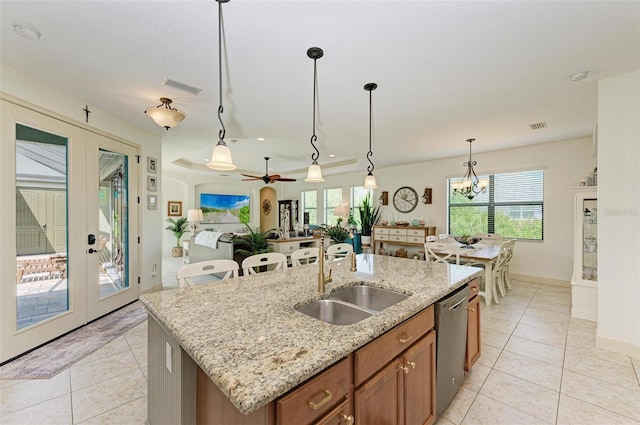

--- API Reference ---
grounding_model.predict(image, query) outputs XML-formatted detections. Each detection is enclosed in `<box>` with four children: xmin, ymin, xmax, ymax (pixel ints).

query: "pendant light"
<box><xmin>304</xmin><ymin>47</ymin><xmax>325</xmax><ymax>183</ymax></box>
<box><xmin>451</xmin><ymin>138</ymin><xmax>489</xmax><ymax>200</ymax></box>
<box><xmin>363</xmin><ymin>83</ymin><xmax>378</xmax><ymax>189</ymax></box>
<box><xmin>145</xmin><ymin>98</ymin><xmax>185</xmax><ymax>130</ymax></box>
<box><xmin>207</xmin><ymin>0</ymin><xmax>236</xmax><ymax>171</ymax></box>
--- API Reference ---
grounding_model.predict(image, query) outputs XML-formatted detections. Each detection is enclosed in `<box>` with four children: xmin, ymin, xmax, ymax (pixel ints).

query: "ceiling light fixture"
<box><xmin>145</xmin><ymin>97</ymin><xmax>185</xmax><ymax>130</ymax></box>
<box><xmin>570</xmin><ymin>71</ymin><xmax>589</xmax><ymax>82</ymax></box>
<box><xmin>451</xmin><ymin>138</ymin><xmax>489</xmax><ymax>200</ymax></box>
<box><xmin>304</xmin><ymin>47</ymin><xmax>325</xmax><ymax>183</ymax></box>
<box><xmin>363</xmin><ymin>82</ymin><xmax>378</xmax><ymax>189</ymax></box>
<box><xmin>207</xmin><ymin>0</ymin><xmax>236</xmax><ymax>171</ymax></box>
<box><xmin>13</xmin><ymin>23</ymin><xmax>41</xmax><ymax>41</ymax></box>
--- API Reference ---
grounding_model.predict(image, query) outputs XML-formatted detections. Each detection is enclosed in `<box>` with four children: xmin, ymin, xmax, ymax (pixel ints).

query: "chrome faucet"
<box><xmin>317</xmin><ymin>235</ymin><xmax>332</xmax><ymax>292</ymax></box>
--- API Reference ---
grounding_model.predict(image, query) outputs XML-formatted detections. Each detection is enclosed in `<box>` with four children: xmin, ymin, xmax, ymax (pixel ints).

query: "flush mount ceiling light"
<box><xmin>304</xmin><ymin>47</ymin><xmax>325</xmax><ymax>183</ymax></box>
<box><xmin>207</xmin><ymin>0</ymin><xmax>237</xmax><ymax>171</ymax></box>
<box><xmin>145</xmin><ymin>97</ymin><xmax>185</xmax><ymax>130</ymax></box>
<box><xmin>363</xmin><ymin>82</ymin><xmax>378</xmax><ymax>189</ymax></box>
<box><xmin>13</xmin><ymin>23</ymin><xmax>41</xmax><ymax>41</ymax></box>
<box><xmin>570</xmin><ymin>71</ymin><xmax>589</xmax><ymax>82</ymax></box>
<box><xmin>451</xmin><ymin>138</ymin><xmax>489</xmax><ymax>200</ymax></box>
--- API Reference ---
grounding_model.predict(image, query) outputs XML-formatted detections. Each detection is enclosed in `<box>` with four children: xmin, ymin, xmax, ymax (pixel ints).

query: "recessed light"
<box><xmin>570</xmin><ymin>71</ymin><xmax>589</xmax><ymax>82</ymax></box>
<box><xmin>329</xmin><ymin>154</ymin><xmax>336</xmax><ymax>158</ymax></box>
<box><xmin>13</xmin><ymin>23</ymin><xmax>41</xmax><ymax>41</ymax></box>
<box><xmin>257</xmin><ymin>138</ymin><xmax>265</xmax><ymax>141</ymax></box>
<box><xmin>204</xmin><ymin>158</ymin><xmax>210</xmax><ymax>162</ymax></box>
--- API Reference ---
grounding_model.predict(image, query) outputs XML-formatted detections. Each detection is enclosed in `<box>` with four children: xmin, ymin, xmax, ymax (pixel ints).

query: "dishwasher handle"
<box><xmin>449</xmin><ymin>296</ymin><xmax>467</xmax><ymax>310</ymax></box>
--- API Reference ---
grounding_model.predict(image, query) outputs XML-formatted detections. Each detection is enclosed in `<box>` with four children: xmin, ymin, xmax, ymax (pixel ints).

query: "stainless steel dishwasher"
<box><xmin>435</xmin><ymin>284</ymin><xmax>469</xmax><ymax>415</ymax></box>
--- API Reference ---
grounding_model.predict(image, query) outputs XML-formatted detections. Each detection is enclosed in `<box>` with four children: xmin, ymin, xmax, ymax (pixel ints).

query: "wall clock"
<box><xmin>262</xmin><ymin>199</ymin><xmax>271</xmax><ymax>215</ymax></box>
<box><xmin>393</xmin><ymin>186</ymin><xmax>418</xmax><ymax>213</ymax></box>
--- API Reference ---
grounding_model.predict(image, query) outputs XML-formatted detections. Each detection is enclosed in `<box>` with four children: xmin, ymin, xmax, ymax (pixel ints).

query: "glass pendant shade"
<box><xmin>207</xmin><ymin>141</ymin><xmax>236</xmax><ymax>171</ymax></box>
<box><xmin>145</xmin><ymin>98</ymin><xmax>185</xmax><ymax>130</ymax></box>
<box><xmin>364</xmin><ymin>173</ymin><xmax>378</xmax><ymax>189</ymax></box>
<box><xmin>304</xmin><ymin>162</ymin><xmax>324</xmax><ymax>182</ymax></box>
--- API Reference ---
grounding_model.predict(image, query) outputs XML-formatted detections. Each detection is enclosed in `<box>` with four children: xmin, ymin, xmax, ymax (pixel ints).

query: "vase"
<box><xmin>361</xmin><ymin>236</ymin><xmax>371</xmax><ymax>247</ymax></box>
<box><xmin>171</xmin><ymin>246</ymin><xmax>183</xmax><ymax>257</ymax></box>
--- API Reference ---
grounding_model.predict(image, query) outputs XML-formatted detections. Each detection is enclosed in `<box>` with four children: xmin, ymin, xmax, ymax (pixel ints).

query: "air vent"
<box><xmin>162</xmin><ymin>78</ymin><xmax>202</xmax><ymax>95</ymax></box>
<box><xmin>530</xmin><ymin>122</ymin><xmax>547</xmax><ymax>130</ymax></box>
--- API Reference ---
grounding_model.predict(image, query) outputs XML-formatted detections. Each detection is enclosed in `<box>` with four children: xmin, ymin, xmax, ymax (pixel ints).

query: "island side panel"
<box><xmin>148</xmin><ymin>315</ymin><xmax>196</xmax><ymax>425</ymax></box>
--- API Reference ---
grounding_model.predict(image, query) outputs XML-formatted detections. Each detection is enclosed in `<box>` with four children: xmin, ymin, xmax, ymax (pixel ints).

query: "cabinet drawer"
<box><xmin>390</xmin><ymin>235</ymin><xmax>407</xmax><ymax>243</ymax></box>
<box><xmin>375</xmin><ymin>234</ymin><xmax>390</xmax><ymax>242</ymax></box>
<box><xmin>314</xmin><ymin>398</ymin><xmax>353</xmax><ymax>425</ymax></box>
<box><xmin>277</xmin><ymin>356</ymin><xmax>352</xmax><ymax>425</ymax></box>
<box><xmin>354</xmin><ymin>305</ymin><xmax>434</xmax><ymax>387</ymax></box>
<box><xmin>468</xmin><ymin>278</ymin><xmax>480</xmax><ymax>299</ymax></box>
<box><xmin>374</xmin><ymin>227</ymin><xmax>389</xmax><ymax>236</ymax></box>
<box><xmin>408</xmin><ymin>229</ymin><xmax>426</xmax><ymax>237</ymax></box>
<box><xmin>390</xmin><ymin>228</ymin><xmax>407</xmax><ymax>236</ymax></box>
<box><xmin>407</xmin><ymin>236</ymin><xmax>425</xmax><ymax>243</ymax></box>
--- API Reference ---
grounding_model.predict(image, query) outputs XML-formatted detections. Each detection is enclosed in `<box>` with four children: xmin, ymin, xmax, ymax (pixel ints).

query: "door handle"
<box><xmin>42</xmin><ymin>223</ymin><xmax>47</xmax><ymax>233</ymax></box>
<box><xmin>88</xmin><ymin>248</ymin><xmax>102</xmax><ymax>254</ymax></box>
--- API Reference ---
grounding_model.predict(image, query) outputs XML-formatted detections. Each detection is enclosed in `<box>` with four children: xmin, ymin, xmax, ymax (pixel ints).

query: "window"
<box><xmin>350</xmin><ymin>186</ymin><xmax>373</xmax><ymax>224</ymax></box>
<box><xmin>301</xmin><ymin>190</ymin><xmax>317</xmax><ymax>225</ymax></box>
<box><xmin>324</xmin><ymin>188</ymin><xmax>343</xmax><ymax>225</ymax></box>
<box><xmin>448</xmin><ymin>170</ymin><xmax>544</xmax><ymax>240</ymax></box>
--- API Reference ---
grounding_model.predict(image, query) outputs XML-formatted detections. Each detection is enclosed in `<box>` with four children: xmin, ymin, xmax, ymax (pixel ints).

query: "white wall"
<box><xmin>281</xmin><ymin>137</ymin><xmax>594</xmax><ymax>282</ymax></box>
<box><xmin>597</xmin><ymin>69</ymin><xmax>640</xmax><ymax>357</ymax></box>
<box><xmin>1</xmin><ymin>62</ymin><xmax>163</xmax><ymax>293</ymax></box>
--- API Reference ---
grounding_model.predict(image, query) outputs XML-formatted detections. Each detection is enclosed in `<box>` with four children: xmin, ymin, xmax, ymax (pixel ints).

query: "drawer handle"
<box><xmin>398</xmin><ymin>365</ymin><xmax>409</xmax><ymax>374</ymax></box>
<box><xmin>407</xmin><ymin>361</ymin><xmax>416</xmax><ymax>370</ymax></box>
<box><xmin>466</xmin><ymin>307</ymin><xmax>475</xmax><ymax>313</ymax></box>
<box><xmin>398</xmin><ymin>333</ymin><xmax>413</xmax><ymax>344</ymax></box>
<box><xmin>342</xmin><ymin>414</ymin><xmax>355</xmax><ymax>425</ymax></box>
<box><xmin>307</xmin><ymin>389</ymin><xmax>332</xmax><ymax>410</ymax></box>
<box><xmin>471</xmin><ymin>286</ymin><xmax>478</xmax><ymax>292</ymax></box>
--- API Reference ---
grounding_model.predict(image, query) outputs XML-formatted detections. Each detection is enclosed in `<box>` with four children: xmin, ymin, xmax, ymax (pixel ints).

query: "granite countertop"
<box><xmin>140</xmin><ymin>254</ymin><xmax>481</xmax><ymax>415</ymax></box>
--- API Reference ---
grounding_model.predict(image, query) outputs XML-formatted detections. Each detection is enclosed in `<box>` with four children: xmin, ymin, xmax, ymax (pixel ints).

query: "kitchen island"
<box><xmin>141</xmin><ymin>254</ymin><xmax>481</xmax><ymax>424</ymax></box>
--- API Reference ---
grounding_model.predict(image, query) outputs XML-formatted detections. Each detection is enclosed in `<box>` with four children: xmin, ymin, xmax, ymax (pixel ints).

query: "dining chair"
<box><xmin>325</xmin><ymin>243</ymin><xmax>354</xmax><ymax>261</ymax></box>
<box><xmin>492</xmin><ymin>240</ymin><xmax>511</xmax><ymax>297</ymax></box>
<box><xmin>242</xmin><ymin>252</ymin><xmax>288</xmax><ymax>275</ymax></box>
<box><xmin>438</xmin><ymin>234</ymin><xmax>451</xmax><ymax>242</ymax></box>
<box><xmin>290</xmin><ymin>247</ymin><xmax>320</xmax><ymax>267</ymax></box>
<box><xmin>424</xmin><ymin>242</ymin><xmax>459</xmax><ymax>264</ymax></box>
<box><xmin>426</xmin><ymin>235</ymin><xmax>438</xmax><ymax>242</ymax></box>
<box><xmin>474</xmin><ymin>233</ymin><xmax>503</xmax><ymax>245</ymax></box>
<box><xmin>176</xmin><ymin>259</ymin><xmax>239</xmax><ymax>287</ymax></box>
<box><xmin>501</xmin><ymin>239</ymin><xmax>516</xmax><ymax>291</ymax></box>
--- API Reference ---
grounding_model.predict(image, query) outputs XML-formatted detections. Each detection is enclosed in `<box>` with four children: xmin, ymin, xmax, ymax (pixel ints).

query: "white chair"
<box><xmin>426</xmin><ymin>235</ymin><xmax>438</xmax><ymax>242</ymax></box>
<box><xmin>474</xmin><ymin>233</ymin><xmax>503</xmax><ymax>245</ymax></box>
<box><xmin>242</xmin><ymin>252</ymin><xmax>288</xmax><ymax>276</ymax></box>
<box><xmin>176</xmin><ymin>259</ymin><xmax>238</xmax><ymax>287</ymax></box>
<box><xmin>325</xmin><ymin>243</ymin><xmax>354</xmax><ymax>260</ymax></box>
<box><xmin>501</xmin><ymin>239</ymin><xmax>516</xmax><ymax>291</ymax></box>
<box><xmin>492</xmin><ymin>241</ymin><xmax>511</xmax><ymax>297</ymax></box>
<box><xmin>290</xmin><ymin>247</ymin><xmax>320</xmax><ymax>267</ymax></box>
<box><xmin>424</xmin><ymin>242</ymin><xmax>459</xmax><ymax>264</ymax></box>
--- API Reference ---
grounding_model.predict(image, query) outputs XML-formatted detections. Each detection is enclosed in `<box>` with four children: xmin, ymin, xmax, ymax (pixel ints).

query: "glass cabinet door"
<box><xmin>582</xmin><ymin>198</ymin><xmax>597</xmax><ymax>281</ymax></box>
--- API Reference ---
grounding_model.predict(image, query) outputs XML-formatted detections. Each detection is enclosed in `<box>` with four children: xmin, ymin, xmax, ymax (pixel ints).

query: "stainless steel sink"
<box><xmin>330</xmin><ymin>285</ymin><xmax>409</xmax><ymax>312</ymax></box>
<box><xmin>296</xmin><ymin>299</ymin><xmax>373</xmax><ymax>325</ymax></box>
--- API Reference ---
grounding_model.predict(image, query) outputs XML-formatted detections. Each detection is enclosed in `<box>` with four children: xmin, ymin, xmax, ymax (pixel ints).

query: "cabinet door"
<box><xmin>465</xmin><ymin>295</ymin><xmax>481</xmax><ymax>371</ymax></box>
<box><xmin>315</xmin><ymin>398</ymin><xmax>353</xmax><ymax>425</ymax></box>
<box><xmin>403</xmin><ymin>331</ymin><xmax>436</xmax><ymax>425</ymax></box>
<box><xmin>354</xmin><ymin>358</ymin><xmax>403</xmax><ymax>425</ymax></box>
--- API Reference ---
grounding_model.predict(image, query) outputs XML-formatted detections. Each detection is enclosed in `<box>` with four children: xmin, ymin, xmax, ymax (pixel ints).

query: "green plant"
<box><xmin>358</xmin><ymin>194</ymin><xmax>381</xmax><ymax>236</ymax></box>
<box><xmin>321</xmin><ymin>223</ymin><xmax>351</xmax><ymax>243</ymax></box>
<box><xmin>231</xmin><ymin>224</ymin><xmax>275</xmax><ymax>256</ymax></box>
<box><xmin>347</xmin><ymin>213</ymin><xmax>358</xmax><ymax>229</ymax></box>
<box><xmin>165</xmin><ymin>217</ymin><xmax>188</xmax><ymax>247</ymax></box>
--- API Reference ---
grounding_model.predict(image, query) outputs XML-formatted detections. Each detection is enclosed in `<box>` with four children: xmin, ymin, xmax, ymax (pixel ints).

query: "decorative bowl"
<box><xmin>454</xmin><ymin>236</ymin><xmax>481</xmax><ymax>248</ymax></box>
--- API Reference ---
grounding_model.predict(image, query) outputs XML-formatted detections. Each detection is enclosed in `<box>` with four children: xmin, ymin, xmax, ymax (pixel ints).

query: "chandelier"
<box><xmin>451</xmin><ymin>138</ymin><xmax>489</xmax><ymax>200</ymax></box>
<box><xmin>145</xmin><ymin>98</ymin><xmax>185</xmax><ymax>130</ymax></box>
<box><xmin>363</xmin><ymin>83</ymin><xmax>378</xmax><ymax>189</ymax></box>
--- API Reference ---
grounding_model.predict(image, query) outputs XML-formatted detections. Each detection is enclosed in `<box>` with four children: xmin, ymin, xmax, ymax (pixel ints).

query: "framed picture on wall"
<box><xmin>168</xmin><ymin>201</ymin><xmax>182</xmax><ymax>217</ymax></box>
<box><xmin>147</xmin><ymin>176</ymin><xmax>157</xmax><ymax>192</ymax></box>
<box><xmin>147</xmin><ymin>156</ymin><xmax>157</xmax><ymax>174</ymax></box>
<box><xmin>147</xmin><ymin>194</ymin><xmax>157</xmax><ymax>210</ymax></box>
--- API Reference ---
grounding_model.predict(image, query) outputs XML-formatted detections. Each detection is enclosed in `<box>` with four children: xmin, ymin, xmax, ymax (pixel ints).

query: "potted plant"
<box><xmin>321</xmin><ymin>223</ymin><xmax>351</xmax><ymax>244</ymax></box>
<box><xmin>231</xmin><ymin>224</ymin><xmax>275</xmax><ymax>274</ymax></box>
<box><xmin>165</xmin><ymin>216</ymin><xmax>188</xmax><ymax>257</ymax></box>
<box><xmin>358</xmin><ymin>194</ymin><xmax>380</xmax><ymax>247</ymax></box>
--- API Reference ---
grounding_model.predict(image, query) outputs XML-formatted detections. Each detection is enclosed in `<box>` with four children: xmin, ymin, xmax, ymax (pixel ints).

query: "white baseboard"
<box><xmin>596</xmin><ymin>336</ymin><xmax>640</xmax><ymax>359</ymax></box>
<box><xmin>571</xmin><ymin>307</ymin><xmax>597</xmax><ymax>321</ymax></box>
<box><xmin>510</xmin><ymin>273</ymin><xmax>570</xmax><ymax>288</ymax></box>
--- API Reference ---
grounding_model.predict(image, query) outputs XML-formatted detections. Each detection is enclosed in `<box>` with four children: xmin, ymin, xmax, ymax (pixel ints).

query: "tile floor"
<box><xmin>2</xmin><ymin>259</ymin><xmax>639</xmax><ymax>424</ymax></box>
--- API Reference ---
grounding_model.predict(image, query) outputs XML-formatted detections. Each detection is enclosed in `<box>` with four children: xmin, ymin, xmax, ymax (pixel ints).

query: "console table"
<box><xmin>372</xmin><ymin>225</ymin><xmax>436</xmax><ymax>255</ymax></box>
<box><xmin>267</xmin><ymin>236</ymin><xmax>323</xmax><ymax>257</ymax></box>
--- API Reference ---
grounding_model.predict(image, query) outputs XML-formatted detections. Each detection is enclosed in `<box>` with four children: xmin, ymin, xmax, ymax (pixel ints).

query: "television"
<box><xmin>200</xmin><ymin>193</ymin><xmax>250</xmax><ymax>224</ymax></box>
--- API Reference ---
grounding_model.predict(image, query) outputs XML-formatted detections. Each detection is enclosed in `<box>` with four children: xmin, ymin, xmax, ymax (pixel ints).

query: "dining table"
<box><xmin>427</xmin><ymin>242</ymin><xmax>502</xmax><ymax>305</ymax></box>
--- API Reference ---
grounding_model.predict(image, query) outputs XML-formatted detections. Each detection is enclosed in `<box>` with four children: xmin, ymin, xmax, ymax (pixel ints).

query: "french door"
<box><xmin>1</xmin><ymin>100</ymin><xmax>140</xmax><ymax>363</ymax></box>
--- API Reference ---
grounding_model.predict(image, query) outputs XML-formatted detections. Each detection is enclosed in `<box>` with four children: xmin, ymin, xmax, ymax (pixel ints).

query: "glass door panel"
<box><xmin>582</xmin><ymin>198</ymin><xmax>597</xmax><ymax>281</ymax></box>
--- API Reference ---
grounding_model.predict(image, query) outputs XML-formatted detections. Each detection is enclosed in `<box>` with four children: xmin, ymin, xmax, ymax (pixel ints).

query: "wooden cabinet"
<box><xmin>465</xmin><ymin>278</ymin><xmax>481</xmax><ymax>372</ymax></box>
<box><xmin>570</xmin><ymin>187</ymin><xmax>598</xmax><ymax>321</ymax></box>
<box><xmin>278</xmin><ymin>200</ymin><xmax>298</xmax><ymax>232</ymax></box>
<box><xmin>354</xmin><ymin>307</ymin><xmax>436</xmax><ymax>425</ymax></box>
<box><xmin>372</xmin><ymin>225</ymin><xmax>436</xmax><ymax>255</ymax></box>
<box><xmin>267</xmin><ymin>237</ymin><xmax>321</xmax><ymax>259</ymax></box>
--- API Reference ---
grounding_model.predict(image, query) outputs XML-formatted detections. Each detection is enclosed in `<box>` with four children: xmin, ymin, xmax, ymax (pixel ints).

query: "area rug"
<box><xmin>0</xmin><ymin>300</ymin><xmax>147</xmax><ymax>379</ymax></box>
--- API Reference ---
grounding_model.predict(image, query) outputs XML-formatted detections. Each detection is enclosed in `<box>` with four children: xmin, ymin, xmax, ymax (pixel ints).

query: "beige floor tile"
<box><xmin>463</xmin><ymin>363</ymin><xmax>491</xmax><ymax>392</ymax></box>
<box><xmin>523</xmin><ymin>306</ymin><xmax>570</xmax><ymax>325</ymax></box>
<box><xmin>480</xmin><ymin>370</ymin><xmax>558</xmax><ymax>424</ymax></box>
<box><xmin>503</xmin><ymin>335</ymin><xmax>565</xmax><ymax>367</ymax></box>
<box><xmin>565</xmin><ymin>326</ymin><xmax>597</xmax><ymax>351</ymax></box>
<box><xmin>535</xmin><ymin>285</ymin><xmax>571</xmax><ymax>296</ymax></box>
<box><xmin>130</xmin><ymin>343</ymin><xmax>148</xmax><ymax>380</ymax></box>
<box><xmin>124</xmin><ymin>321</ymin><xmax>148</xmax><ymax>349</ymax></box>
<box><xmin>528</xmin><ymin>298</ymin><xmax>571</xmax><ymax>314</ymax></box>
<box><xmin>435</xmin><ymin>416</ymin><xmax>457</xmax><ymax>425</ymax></box>
<box><xmin>531</xmin><ymin>292</ymin><xmax>571</xmax><ymax>305</ymax></box>
<box><xmin>481</xmin><ymin>328</ymin><xmax>511</xmax><ymax>350</ymax></box>
<box><xmin>70</xmin><ymin>349</ymin><xmax>139</xmax><ymax>391</ymax></box>
<box><xmin>564</xmin><ymin>349</ymin><xmax>638</xmax><ymax>391</ymax></box>
<box><xmin>74</xmin><ymin>336</ymin><xmax>130</xmax><ymax>366</ymax></box>
<box><xmin>461</xmin><ymin>393</ymin><xmax>547</xmax><ymax>425</ymax></box>
<box><xmin>72</xmin><ymin>368</ymin><xmax>147</xmax><ymax>423</ymax></box>
<box><xmin>0</xmin><ymin>393</ymin><xmax>72</xmax><ymax>424</ymax></box>
<box><xmin>568</xmin><ymin>316</ymin><xmax>597</xmax><ymax>330</ymax></box>
<box><xmin>481</xmin><ymin>317</ymin><xmax>517</xmax><ymax>335</ymax></box>
<box><xmin>77</xmin><ymin>395</ymin><xmax>147</xmax><ymax>425</ymax></box>
<box><xmin>476</xmin><ymin>344</ymin><xmax>501</xmax><ymax>368</ymax></box>
<box><xmin>557</xmin><ymin>394</ymin><xmax>639</xmax><ymax>425</ymax></box>
<box><xmin>493</xmin><ymin>350</ymin><xmax>562</xmax><ymax>391</ymax></box>
<box><xmin>481</xmin><ymin>306</ymin><xmax>524</xmax><ymax>323</ymax></box>
<box><xmin>518</xmin><ymin>313</ymin><xmax>569</xmax><ymax>334</ymax></box>
<box><xmin>633</xmin><ymin>357</ymin><xmax>640</xmax><ymax>385</ymax></box>
<box><xmin>513</xmin><ymin>322</ymin><xmax>567</xmax><ymax>349</ymax></box>
<box><xmin>561</xmin><ymin>369</ymin><xmax>640</xmax><ymax>421</ymax></box>
<box><xmin>441</xmin><ymin>387</ymin><xmax>477</xmax><ymax>425</ymax></box>
<box><xmin>0</xmin><ymin>369</ymin><xmax>70</xmax><ymax>416</ymax></box>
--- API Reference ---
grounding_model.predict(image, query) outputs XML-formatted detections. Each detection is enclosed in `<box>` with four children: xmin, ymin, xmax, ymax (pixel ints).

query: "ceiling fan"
<box><xmin>241</xmin><ymin>157</ymin><xmax>297</xmax><ymax>184</ymax></box>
